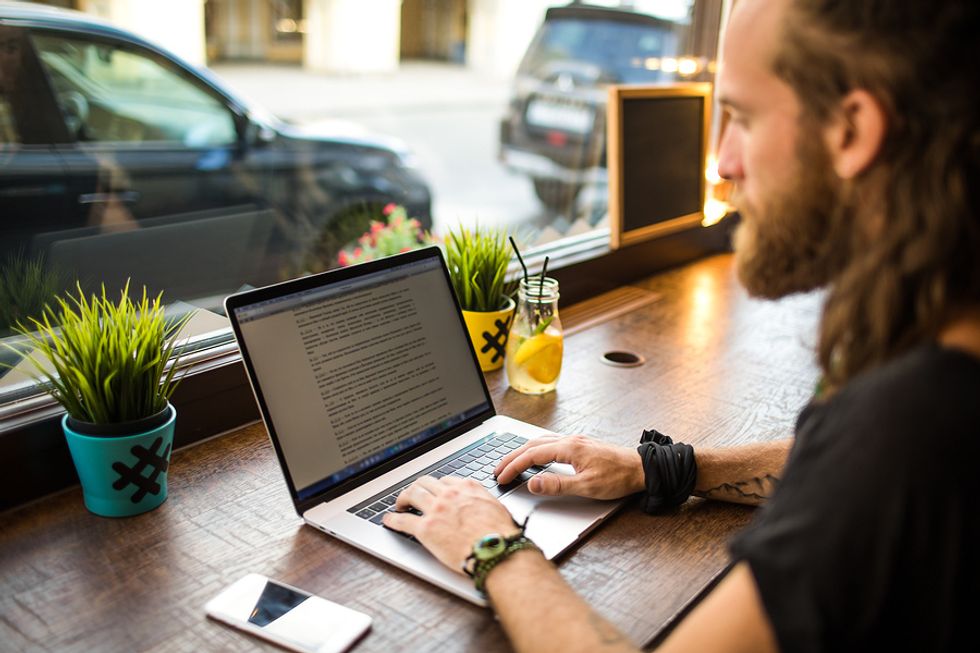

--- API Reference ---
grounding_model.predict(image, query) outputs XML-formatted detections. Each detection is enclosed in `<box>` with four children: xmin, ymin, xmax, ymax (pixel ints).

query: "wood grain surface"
<box><xmin>0</xmin><ymin>254</ymin><xmax>823</xmax><ymax>652</ymax></box>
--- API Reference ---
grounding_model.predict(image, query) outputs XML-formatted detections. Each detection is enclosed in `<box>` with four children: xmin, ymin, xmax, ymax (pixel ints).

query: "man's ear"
<box><xmin>823</xmin><ymin>89</ymin><xmax>887</xmax><ymax>179</ymax></box>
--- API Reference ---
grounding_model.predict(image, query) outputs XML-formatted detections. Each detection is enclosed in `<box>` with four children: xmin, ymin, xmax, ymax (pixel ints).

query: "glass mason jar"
<box><xmin>505</xmin><ymin>276</ymin><xmax>563</xmax><ymax>394</ymax></box>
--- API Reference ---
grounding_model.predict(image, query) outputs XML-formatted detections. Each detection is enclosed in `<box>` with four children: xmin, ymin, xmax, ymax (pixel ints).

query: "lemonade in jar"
<box><xmin>506</xmin><ymin>276</ymin><xmax>563</xmax><ymax>394</ymax></box>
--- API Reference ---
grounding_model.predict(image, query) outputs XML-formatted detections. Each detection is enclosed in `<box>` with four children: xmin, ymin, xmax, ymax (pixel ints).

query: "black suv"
<box><xmin>0</xmin><ymin>1</ymin><xmax>431</xmax><ymax>306</ymax></box>
<box><xmin>499</xmin><ymin>4</ymin><xmax>684</xmax><ymax>210</ymax></box>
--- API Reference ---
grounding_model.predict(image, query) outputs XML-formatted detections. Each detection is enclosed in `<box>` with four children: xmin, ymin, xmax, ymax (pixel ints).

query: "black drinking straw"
<box><xmin>539</xmin><ymin>256</ymin><xmax>549</xmax><ymax>297</ymax></box>
<box><xmin>509</xmin><ymin>236</ymin><xmax>529</xmax><ymax>287</ymax></box>
<box><xmin>531</xmin><ymin>256</ymin><xmax>550</xmax><ymax>330</ymax></box>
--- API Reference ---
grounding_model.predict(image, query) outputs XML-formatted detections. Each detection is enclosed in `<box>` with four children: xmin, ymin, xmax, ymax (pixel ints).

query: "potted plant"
<box><xmin>4</xmin><ymin>281</ymin><xmax>193</xmax><ymax>517</ymax></box>
<box><xmin>444</xmin><ymin>224</ymin><xmax>517</xmax><ymax>371</ymax></box>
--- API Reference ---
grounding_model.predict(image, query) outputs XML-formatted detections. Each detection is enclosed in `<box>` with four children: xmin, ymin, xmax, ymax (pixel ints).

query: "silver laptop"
<box><xmin>225</xmin><ymin>246</ymin><xmax>621</xmax><ymax>605</ymax></box>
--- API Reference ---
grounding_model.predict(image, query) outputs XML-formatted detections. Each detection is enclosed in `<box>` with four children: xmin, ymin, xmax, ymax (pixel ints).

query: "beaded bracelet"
<box><xmin>464</xmin><ymin>512</ymin><xmax>541</xmax><ymax>596</ymax></box>
<box><xmin>470</xmin><ymin>536</ymin><xmax>540</xmax><ymax>595</ymax></box>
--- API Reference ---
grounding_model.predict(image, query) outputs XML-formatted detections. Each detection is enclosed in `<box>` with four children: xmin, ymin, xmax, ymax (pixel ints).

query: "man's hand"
<box><xmin>382</xmin><ymin>475</ymin><xmax>519</xmax><ymax>572</ymax></box>
<box><xmin>494</xmin><ymin>434</ymin><xmax>645</xmax><ymax>500</ymax></box>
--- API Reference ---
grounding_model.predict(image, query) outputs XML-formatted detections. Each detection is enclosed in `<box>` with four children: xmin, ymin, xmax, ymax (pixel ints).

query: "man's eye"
<box><xmin>727</xmin><ymin>111</ymin><xmax>748</xmax><ymax>127</ymax></box>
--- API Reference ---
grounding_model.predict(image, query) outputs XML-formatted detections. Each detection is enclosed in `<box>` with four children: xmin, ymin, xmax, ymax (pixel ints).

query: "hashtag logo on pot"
<box><xmin>481</xmin><ymin>316</ymin><xmax>513</xmax><ymax>363</ymax></box>
<box><xmin>112</xmin><ymin>437</ymin><xmax>171</xmax><ymax>503</ymax></box>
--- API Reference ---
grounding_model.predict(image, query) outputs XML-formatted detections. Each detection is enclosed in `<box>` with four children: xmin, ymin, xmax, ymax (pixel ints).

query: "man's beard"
<box><xmin>732</xmin><ymin>135</ymin><xmax>852</xmax><ymax>299</ymax></box>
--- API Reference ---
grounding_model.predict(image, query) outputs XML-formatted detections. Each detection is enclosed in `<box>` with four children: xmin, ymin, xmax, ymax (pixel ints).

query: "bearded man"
<box><xmin>384</xmin><ymin>0</ymin><xmax>980</xmax><ymax>650</ymax></box>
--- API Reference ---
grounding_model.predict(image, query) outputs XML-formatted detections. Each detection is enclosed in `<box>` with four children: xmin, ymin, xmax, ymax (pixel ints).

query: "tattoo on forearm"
<box><xmin>588</xmin><ymin>612</ymin><xmax>627</xmax><ymax>646</ymax></box>
<box><xmin>699</xmin><ymin>474</ymin><xmax>780</xmax><ymax>504</ymax></box>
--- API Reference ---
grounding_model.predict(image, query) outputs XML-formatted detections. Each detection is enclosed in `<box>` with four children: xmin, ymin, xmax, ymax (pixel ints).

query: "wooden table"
<box><xmin>0</xmin><ymin>254</ymin><xmax>822</xmax><ymax>652</ymax></box>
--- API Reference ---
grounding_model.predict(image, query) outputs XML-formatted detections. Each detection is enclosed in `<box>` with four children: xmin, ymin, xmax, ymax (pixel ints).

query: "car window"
<box><xmin>31</xmin><ymin>32</ymin><xmax>237</xmax><ymax>146</ymax></box>
<box><xmin>520</xmin><ymin>17</ymin><xmax>678</xmax><ymax>84</ymax></box>
<box><xmin>0</xmin><ymin>95</ymin><xmax>17</xmax><ymax>144</ymax></box>
<box><xmin>0</xmin><ymin>29</ymin><xmax>21</xmax><ymax>144</ymax></box>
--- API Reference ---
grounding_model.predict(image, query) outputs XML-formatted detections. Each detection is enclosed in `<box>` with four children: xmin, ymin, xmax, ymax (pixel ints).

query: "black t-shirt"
<box><xmin>729</xmin><ymin>343</ymin><xmax>980</xmax><ymax>652</ymax></box>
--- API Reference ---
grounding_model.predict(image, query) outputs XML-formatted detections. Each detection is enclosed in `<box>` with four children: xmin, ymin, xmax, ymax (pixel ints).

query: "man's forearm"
<box><xmin>475</xmin><ymin>438</ymin><xmax>792</xmax><ymax>650</ymax></box>
<box><xmin>693</xmin><ymin>439</ymin><xmax>792</xmax><ymax>506</ymax></box>
<box><xmin>486</xmin><ymin>549</ymin><xmax>639</xmax><ymax>653</ymax></box>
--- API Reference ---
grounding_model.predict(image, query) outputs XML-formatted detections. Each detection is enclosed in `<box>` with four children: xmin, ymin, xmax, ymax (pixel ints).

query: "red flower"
<box><xmin>383</xmin><ymin>203</ymin><xmax>397</xmax><ymax>216</ymax></box>
<box><xmin>400</xmin><ymin>246</ymin><xmax>411</xmax><ymax>253</ymax></box>
<box><xmin>371</xmin><ymin>221</ymin><xmax>385</xmax><ymax>234</ymax></box>
<box><xmin>353</xmin><ymin>247</ymin><xmax>363</xmax><ymax>257</ymax></box>
<box><xmin>338</xmin><ymin>251</ymin><xmax>349</xmax><ymax>266</ymax></box>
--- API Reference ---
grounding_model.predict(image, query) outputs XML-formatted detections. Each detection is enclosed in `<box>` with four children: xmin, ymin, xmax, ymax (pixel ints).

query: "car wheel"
<box><xmin>532</xmin><ymin>178</ymin><xmax>582</xmax><ymax>212</ymax></box>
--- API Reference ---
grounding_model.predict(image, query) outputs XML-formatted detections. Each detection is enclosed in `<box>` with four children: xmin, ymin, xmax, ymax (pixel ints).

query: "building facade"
<box><xmin>31</xmin><ymin>0</ymin><xmax>616</xmax><ymax>78</ymax></box>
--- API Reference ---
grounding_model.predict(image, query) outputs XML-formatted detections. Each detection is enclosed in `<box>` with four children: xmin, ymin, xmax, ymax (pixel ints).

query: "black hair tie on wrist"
<box><xmin>637</xmin><ymin>428</ymin><xmax>697</xmax><ymax>514</ymax></box>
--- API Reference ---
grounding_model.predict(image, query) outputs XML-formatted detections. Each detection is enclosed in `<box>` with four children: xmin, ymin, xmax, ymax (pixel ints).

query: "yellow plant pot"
<box><xmin>462</xmin><ymin>297</ymin><xmax>515</xmax><ymax>372</ymax></box>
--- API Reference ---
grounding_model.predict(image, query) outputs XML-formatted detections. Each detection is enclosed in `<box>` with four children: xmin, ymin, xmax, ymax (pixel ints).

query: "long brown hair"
<box><xmin>773</xmin><ymin>0</ymin><xmax>980</xmax><ymax>389</ymax></box>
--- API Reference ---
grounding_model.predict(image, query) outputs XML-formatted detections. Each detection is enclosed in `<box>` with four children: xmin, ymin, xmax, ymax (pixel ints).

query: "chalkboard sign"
<box><xmin>607</xmin><ymin>83</ymin><xmax>712</xmax><ymax>248</ymax></box>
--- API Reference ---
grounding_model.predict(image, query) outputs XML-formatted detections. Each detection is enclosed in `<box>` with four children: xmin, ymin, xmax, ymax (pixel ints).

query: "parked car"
<box><xmin>499</xmin><ymin>3</ymin><xmax>684</xmax><ymax>210</ymax></box>
<box><xmin>0</xmin><ymin>1</ymin><xmax>432</xmax><ymax>307</ymax></box>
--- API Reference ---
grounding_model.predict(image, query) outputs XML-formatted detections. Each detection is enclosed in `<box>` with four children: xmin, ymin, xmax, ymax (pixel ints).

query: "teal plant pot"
<box><xmin>62</xmin><ymin>404</ymin><xmax>176</xmax><ymax>517</ymax></box>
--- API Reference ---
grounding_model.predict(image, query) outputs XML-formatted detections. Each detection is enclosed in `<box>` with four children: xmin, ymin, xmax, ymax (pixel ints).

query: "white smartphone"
<box><xmin>205</xmin><ymin>573</ymin><xmax>372</xmax><ymax>653</ymax></box>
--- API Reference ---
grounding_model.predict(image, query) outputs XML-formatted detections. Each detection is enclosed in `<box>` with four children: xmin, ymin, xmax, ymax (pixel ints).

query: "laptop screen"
<box><xmin>230</xmin><ymin>250</ymin><xmax>492</xmax><ymax>501</ymax></box>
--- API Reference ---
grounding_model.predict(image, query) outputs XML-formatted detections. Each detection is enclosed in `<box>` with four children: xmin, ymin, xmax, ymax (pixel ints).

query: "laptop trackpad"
<box><xmin>500</xmin><ymin>467</ymin><xmax>615</xmax><ymax>559</ymax></box>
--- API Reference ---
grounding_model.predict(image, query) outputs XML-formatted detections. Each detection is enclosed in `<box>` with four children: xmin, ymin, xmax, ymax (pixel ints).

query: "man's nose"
<box><xmin>716</xmin><ymin>125</ymin><xmax>743</xmax><ymax>180</ymax></box>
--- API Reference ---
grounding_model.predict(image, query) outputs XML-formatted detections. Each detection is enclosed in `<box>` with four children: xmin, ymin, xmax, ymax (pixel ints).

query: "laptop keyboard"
<box><xmin>348</xmin><ymin>432</ymin><xmax>546</xmax><ymax>527</ymax></box>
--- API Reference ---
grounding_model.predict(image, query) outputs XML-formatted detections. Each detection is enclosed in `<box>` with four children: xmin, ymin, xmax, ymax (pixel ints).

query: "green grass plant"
<box><xmin>445</xmin><ymin>224</ymin><xmax>516</xmax><ymax>312</ymax></box>
<box><xmin>5</xmin><ymin>281</ymin><xmax>194</xmax><ymax>425</ymax></box>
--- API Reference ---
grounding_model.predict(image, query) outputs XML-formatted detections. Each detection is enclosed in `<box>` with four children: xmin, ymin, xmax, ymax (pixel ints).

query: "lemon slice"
<box><xmin>513</xmin><ymin>333</ymin><xmax>563</xmax><ymax>383</ymax></box>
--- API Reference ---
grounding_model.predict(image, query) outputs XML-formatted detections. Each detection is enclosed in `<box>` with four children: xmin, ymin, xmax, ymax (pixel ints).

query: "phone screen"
<box><xmin>247</xmin><ymin>579</ymin><xmax>318</xmax><ymax>633</ymax></box>
<box><xmin>206</xmin><ymin>574</ymin><xmax>371</xmax><ymax>653</ymax></box>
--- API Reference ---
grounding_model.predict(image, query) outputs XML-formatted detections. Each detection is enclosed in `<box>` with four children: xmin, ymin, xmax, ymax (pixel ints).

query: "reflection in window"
<box><xmin>272</xmin><ymin>0</ymin><xmax>306</xmax><ymax>42</ymax></box>
<box><xmin>0</xmin><ymin>97</ymin><xmax>17</xmax><ymax>143</ymax></box>
<box><xmin>0</xmin><ymin>0</ymin><xmax>723</xmax><ymax>415</ymax></box>
<box><xmin>497</xmin><ymin>2</ymin><xmax>717</xmax><ymax>246</ymax></box>
<box><xmin>32</xmin><ymin>33</ymin><xmax>236</xmax><ymax>146</ymax></box>
<box><xmin>521</xmin><ymin>18</ymin><xmax>679</xmax><ymax>84</ymax></box>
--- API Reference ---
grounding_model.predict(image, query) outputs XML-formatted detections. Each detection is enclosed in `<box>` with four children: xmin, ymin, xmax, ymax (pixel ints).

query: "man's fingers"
<box><xmin>413</xmin><ymin>475</ymin><xmax>444</xmax><ymax>493</ymax></box>
<box><xmin>495</xmin><ymin>441</ymin><xmax>572</xmax><ymax>484</ymax></box>
<box><xmin>382</xmin><ymin>509</ymin><xmax>420</xmax><ymax>535</ymax></box>
<box><xmin>437</xmin><ymin>474</ymin><xmax>466</xmax><ymax>486</ymax></box>
<box><xmin>495</xmin><ymin>442</ymin><xmax>562</xmax><ymax>483</ymax></box>
<box><xmin>494</xmin><ymin>436</ymin><xmax>560</xmax><ymax>476</ymax></box>
<box><xmin>527</xmin><ymin>471</ymin><xmax>579</xmax><ymax>496</ymax></box>
<box><xmin>394</xmin><ymin>476</ymin><xmax>439</xmax><ymax>512</ymax></box>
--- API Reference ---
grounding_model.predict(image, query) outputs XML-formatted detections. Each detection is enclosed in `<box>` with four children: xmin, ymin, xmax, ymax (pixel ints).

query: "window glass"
<box><xmin>520</xmin><ymin>18</ymin><xmax>676</xmax><ymax>83</ymax></box>
<box><xmin>0</xmin><ymin>95</ymin><xmax>17</xmax><ymax>143</ymax></box>
<box><xmin>0</xmin><ymin>27</ymin><xmax>21</xmax><ymax>144</ymax></box>
<box><xmin>0</xmin><ymin>0</ymin><xmax>722</xmax><ymax>414</ymax></box>
<box><xmin>32</xmin><ymin>33</ymin><xmax>236</xmax><ymax>146</ymax></box>
<box><xmin>272</xmin><ymin>0</ymin><xmax>305</xmax><ymax>43</ymax></box>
